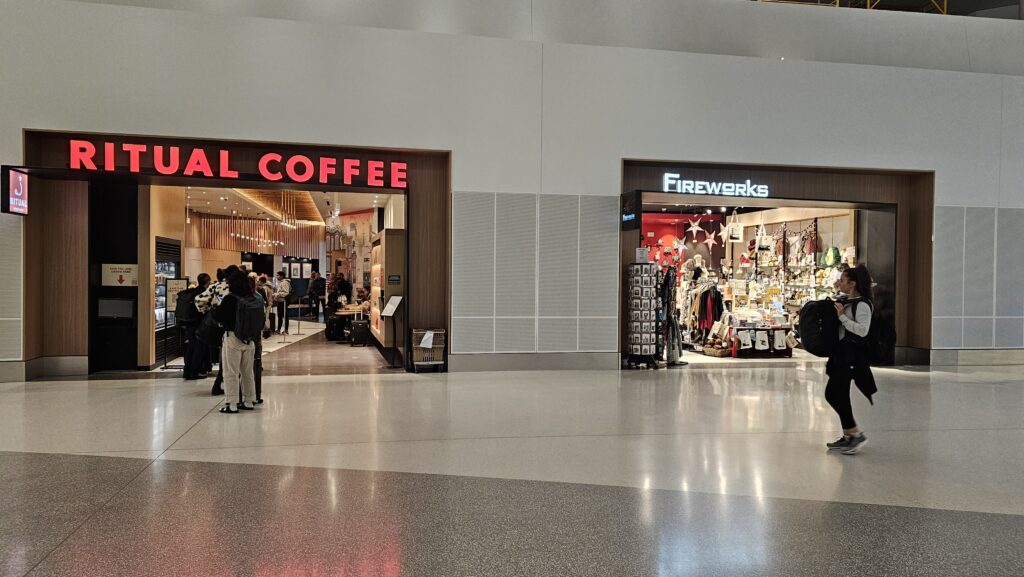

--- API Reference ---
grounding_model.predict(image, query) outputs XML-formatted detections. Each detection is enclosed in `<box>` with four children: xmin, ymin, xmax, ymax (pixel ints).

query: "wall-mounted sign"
<box><xmin>102</xmin><ymin>264</ymin><xmax>139</xmax><ymax>287</ymax></box>
<box><xmin>387</xmin><ymin>274</ymin><xmax>401</xmax><ymax>285</ymax></box>
<box><xmin>1</xmin><ymin>168</ymin><xmax>29</xmax><ymax>215</ymax></box>
<box><xmin>620</xmin><ymin>190</ymin><xmax>641</xmax><ymax>231</ymax></box>
<box><xmin>663</xmin><ymin>173</ymin><xmax>769</xmax><ymax>198</ymax></box>
<box><xmin>63</xmin><ymin>138</ymin><xmax>408</xmax><ymax>189</ymax></box>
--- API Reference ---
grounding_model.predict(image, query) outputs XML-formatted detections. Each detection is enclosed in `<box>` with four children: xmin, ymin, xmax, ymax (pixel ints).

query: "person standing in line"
<box><xmin>308</xmin><ymin>271</ymin><xmax>327</xmax><ymax>321</ymax></box>
<box><xmin>825</xmin><ymin>264</ymin><xmax>877</xmax><ymax>455</ymax></box>
<box><xmin>251</xmin><ymin>273</ymin><xmax>269</xmax><ymax>405</ymax></box>
<box><xmin>259</xmin><ymin>274</ymin><xmax>277</xmax><ymax>333</ymax></box>
<box><xmin>180</xmin><ymin>273</ymin><xmax>211</xmax><ymax>380</ymax></box>
<box><xmin>257</xmin><ymin>275</ymin><xmax>274</xmax><ymax>331</ymax></box>
<box><xmin>216</xmin><ymin>271</ymin><xmax>262</xmax><ymax>413</ymax></box>
<box><xmin>338</xmin><ymin>273</ymin><xmax>353</xmax><ymax>308</ymax></box>
<box><xmin>196</xmin><ymin>265</ymin><xmax>239</xmax><ymax>395</ymax></box>
<box><xmin>274</xmin><ymin>271</ymin><xmax>292</xmax><ymax>334</ymax></box>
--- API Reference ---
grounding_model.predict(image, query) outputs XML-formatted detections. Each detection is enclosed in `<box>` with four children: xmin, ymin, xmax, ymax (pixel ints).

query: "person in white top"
<box><xmin>825</xmin><ymin>265</ymin><xmax>877</xmax><ymax>455</ymax></box>
<box><xmin>273</xmin><ymin>271</ymin><xmax>292</xmax><ymax>334</ymax></box>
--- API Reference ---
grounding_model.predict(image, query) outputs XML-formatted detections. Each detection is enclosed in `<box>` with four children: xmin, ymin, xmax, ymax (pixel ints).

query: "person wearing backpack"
<box><xmin>214</xmin><ymin>271</ymin><xmax>266</xmax><ymax>414</ymax></box>
<box><xmin>825</xmin><ymin>264</ymin><xmax>878</xmax><ymax>455</ymax></box>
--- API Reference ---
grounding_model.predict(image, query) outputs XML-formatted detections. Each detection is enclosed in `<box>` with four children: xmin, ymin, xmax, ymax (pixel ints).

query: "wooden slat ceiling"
<box><xmin>233</xmin><ymin>189</ymin><xmax>325</xmax><ymax>224</ymax></box>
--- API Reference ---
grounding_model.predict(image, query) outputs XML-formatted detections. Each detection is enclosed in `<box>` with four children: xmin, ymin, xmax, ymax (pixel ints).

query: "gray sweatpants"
<box><xmin>222</xmin><ymin>333</ymin><xmax>256</xmax><ymax>406</ymax></box>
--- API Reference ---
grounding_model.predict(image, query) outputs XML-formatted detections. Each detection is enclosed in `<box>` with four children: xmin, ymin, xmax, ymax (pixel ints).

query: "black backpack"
<box><xmin>798</xmin><ymin>299</ymin><xmax>840</xmax><ymax>358</ymax></box>
<box><xmin>234</xmin><ymin>294</ymin><xmax>266</xmax><ymax>344</ymax></box>
<box><xmin>174</xmin><ymin>288</ymin><xmax>201</xmax><ymax>325</ymax></box>
<box><xmin>850</xmin><ymin>299</ymin><xmax>896</xmax><ymax>366</ymax></box>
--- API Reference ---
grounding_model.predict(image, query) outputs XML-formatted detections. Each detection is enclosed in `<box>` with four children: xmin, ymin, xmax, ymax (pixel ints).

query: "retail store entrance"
<box><xmin>620</xmin><ymin>161</ymin><xmax>934</xmax><ymax>367</ymax></box>
<box><xmin>12</xmin><ymin>130</ymin><xmax>450</xmax><ymax>379</ymax></box>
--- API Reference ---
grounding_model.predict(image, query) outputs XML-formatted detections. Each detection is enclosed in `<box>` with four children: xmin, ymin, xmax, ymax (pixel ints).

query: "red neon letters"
<box><xmin>68</xmin><ymin>139</ymin><xmax>409</xmax><ymax>189</ymax></box>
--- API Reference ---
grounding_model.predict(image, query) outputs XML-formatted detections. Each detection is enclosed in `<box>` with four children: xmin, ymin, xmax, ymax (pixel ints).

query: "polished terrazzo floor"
<box><xmin>2</xmin><ymin>362</ymin><xmax>1023</xmax><ymax>576</ymax></box>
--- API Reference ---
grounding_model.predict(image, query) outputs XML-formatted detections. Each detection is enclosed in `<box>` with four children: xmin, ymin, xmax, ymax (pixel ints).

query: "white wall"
<box><xmin>0</xmin><ymin>0</ymin><xmax>1022</xmax><ymax>366</ymax></box>
<box><xmin>68</xmin><ymin>0</ymin><xmax>1024</xmax><ymax>77</ymax></box>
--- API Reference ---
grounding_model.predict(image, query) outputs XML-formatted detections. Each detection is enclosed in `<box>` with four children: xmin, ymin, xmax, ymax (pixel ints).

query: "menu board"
<box><xmin>166</xmin><ymin>279</ymin><xmax>188</xmax><ymax>309</ymax></box>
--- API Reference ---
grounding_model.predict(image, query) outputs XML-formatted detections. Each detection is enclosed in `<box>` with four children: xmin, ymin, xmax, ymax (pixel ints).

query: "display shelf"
<box><xmin>368</xmin><ymin>229</ymin><xmax>405</xmax><ymax>349</ymax></box>
<box><xmin>625</xmin><ymin>262</ymin><xmax>663</xmax><ymax>369</ymax></box>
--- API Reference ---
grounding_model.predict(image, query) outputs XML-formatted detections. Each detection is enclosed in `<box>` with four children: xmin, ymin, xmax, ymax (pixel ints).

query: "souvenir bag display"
<box><xmin>738</xmin><ymin>330</ymin><xmax>754</xmax><ymax>350</ymax></box>
<box><xmin>754</xmin><ymin>331</ymin><xmax>770</xmax><ymax>350</ymax></box>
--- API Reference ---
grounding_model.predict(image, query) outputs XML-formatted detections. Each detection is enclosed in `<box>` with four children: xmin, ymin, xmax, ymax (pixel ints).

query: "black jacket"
<box><xmin>827</xmin><ymin>331</ymin><xmax>878</xmax><ymax>404</ymax></box>
<box><xmin>310</xmin><ymin>277</ymin><xmax>327</xmax><ymax>296</ymax></box>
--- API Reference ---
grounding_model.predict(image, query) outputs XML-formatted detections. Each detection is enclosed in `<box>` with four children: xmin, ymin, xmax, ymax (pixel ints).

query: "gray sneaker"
<box><xmin>826</xmin><ymin>436</ymin><xmax>852</xmax><ymax>451</ymax></box>
<box><xmin>842</xmin><ymin>434</ymin><xmax>868</xmax><ymax>455</ymax></box>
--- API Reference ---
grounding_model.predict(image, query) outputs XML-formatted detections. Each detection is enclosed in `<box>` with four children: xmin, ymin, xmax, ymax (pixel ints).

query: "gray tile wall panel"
<box><xmin>963</xmin><ymin>208</ymin><xmax>996</xmax><ymax>317</ymax></box>
<box><xmin>932</xmin><ymin>207</ymin><xmax>965</xmax><ymax>318</ymax></box>
<box><xmin>932</xmin><ymin>317</ymin><xmax>963</xmax><ymax>349</ymax></box>
<box><xmin>495</xmin><ymin>317</ymin><xmax>537</xmax><ymax>352</ymax></box>
<box><xmin>0</xmin><ymin>216</ymin><xmax>22</xmax><ymax>320</ymax></box>
<box><xmin>539</xmin><ymin>195</ymin><xmax>579</xmax><ymax>317</ymax></box>
<box><xmin>963</xmin><ymin>318</ymin><xmax>994</xmax><ymax>349</ymax></box>
<box><xmin>995</xmin><ymin>318</ymin><xmax>1024</xmax><ymax>349</ymax></box>
<box><xmin>996</xmin><ymin>209</ymin><xmax>1024</xmax><ymax>317</ymax></box>
<box><xmin>0</xmin><ymin>319</ymin><xmax>21</xmax><ymax>360</ymax></box>
<box><xmin>539</xmin><ymin>317</ymin><xmax>577</xmax><ymax>352</ymax></box>
<box><xmin>451</xmin><ymin>317</ymin><xmax>494</xmax><ymax>354</ymax></box>
<box><xmin>452</xmin><ymin>192</ymin><xmax>496</xmax><ymax>318</ymax></box>
<box><xmin>578</xmin><ymin>196</ymin><xmax>619</xmax><ymax>317</ymax></box>
<box><xmin>495</xmin><ymin>193</ymin><xmax>537</xmax><ymax>317</ymax></box>
<box><xmin>578</xmin><ymin>317</ymin><xmax>617</xmax><ymax>352</ymax></box>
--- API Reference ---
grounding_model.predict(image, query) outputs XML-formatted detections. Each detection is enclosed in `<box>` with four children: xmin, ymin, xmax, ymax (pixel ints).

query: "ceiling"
<box><xmin>184</xmin><ymin>187</ymin><xmax>398</xmax><ymax>223</ymax></box>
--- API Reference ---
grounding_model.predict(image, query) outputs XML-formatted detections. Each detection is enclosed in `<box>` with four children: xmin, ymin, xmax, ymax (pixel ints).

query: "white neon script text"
<box><xmin>663</xmin><ymin>173</ymin><xmax>769</xmax><ymax>198</ymax></box>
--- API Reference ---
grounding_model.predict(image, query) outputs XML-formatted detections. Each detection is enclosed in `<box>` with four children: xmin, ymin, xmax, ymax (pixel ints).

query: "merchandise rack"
<box><xmin>625</xmin><ymin>262</ymin><xmax>664</xmax><ymax>369</ymax></box>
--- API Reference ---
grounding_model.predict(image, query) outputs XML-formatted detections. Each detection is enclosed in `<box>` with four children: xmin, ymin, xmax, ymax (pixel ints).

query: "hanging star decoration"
<box><xmin>702</xmin><ymin>233</ymin><xmax>718</xmax><ymax>251</ymax></box>
<box><xmin>686</xmin><ymin>218</ymin><xmax>704</xmax><ymax>241</ymax></box>
<box><xmin>718</xmin><ymin>223</ymin><xmax>729</xmax><ymax>243</ymax></box>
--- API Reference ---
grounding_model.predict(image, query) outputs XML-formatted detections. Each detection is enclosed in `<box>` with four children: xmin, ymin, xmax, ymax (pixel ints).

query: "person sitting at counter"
<box><xmin>354</xmin><ymin>287</ymin><xmax>371</xmax><ymax>314</ymax></box>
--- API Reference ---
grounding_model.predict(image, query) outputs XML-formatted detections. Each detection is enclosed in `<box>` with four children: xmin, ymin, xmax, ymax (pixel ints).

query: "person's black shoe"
<box><xmin>255</xmin><ymin>398</ymin><xmax>264</xmax><ymax>405</ymax></box>
<box><xmin>827</xmin><ymin>436</ymin><xmax>852</xmax><ymax>451</ymax></box>
<box><xmin>238</xmin><ymin>402</ymin><xmax>255</xmax><ymax>411</ymax></box>
<box><xmin>218</xmin><ymin>404</ymin><xmax>238</xmax><ymax>414</ymax></box>
<box><xmin>211</xmin><ymin>384</ymin><xmax>224</xmax><ymax>396</ymax></box>
<box><xmin>842</xmin><ymin>434</ymin><xmax>868</xmax><ymax>455</ymax></box>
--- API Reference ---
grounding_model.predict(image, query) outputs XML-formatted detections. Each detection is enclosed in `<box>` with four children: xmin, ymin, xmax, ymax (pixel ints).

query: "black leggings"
<box><xmin>825</xmin><ymin>361</ymin><xmax>857</xmax><ymax>430</ymax></box>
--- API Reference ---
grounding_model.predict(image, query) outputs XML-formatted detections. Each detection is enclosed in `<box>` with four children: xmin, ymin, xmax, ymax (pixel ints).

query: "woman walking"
<box><xmin>825</xmin><ymin>264</ymin><xmax>877</xmax><ymax>455</ymax></box>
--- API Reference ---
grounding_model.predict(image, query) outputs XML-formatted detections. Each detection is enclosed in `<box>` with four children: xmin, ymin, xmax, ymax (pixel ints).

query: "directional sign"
<box><xmin>102</xmin><ymin>264</ymin><xmax>139</xmax><ymax>287</ymax></box>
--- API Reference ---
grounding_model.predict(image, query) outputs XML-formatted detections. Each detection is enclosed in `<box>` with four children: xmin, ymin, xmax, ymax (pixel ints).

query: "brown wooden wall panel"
<box><xmin>191</xmin><ymin>213</ymin><xmax>322</xmax><ymax>258</ymax></box>
<box><xmin>22</xmin><ymin>183</ymin><xmax>45</xmax><ymax>361</ymax></box>
<box><xmin>23</xmin><ymin>179</ymin><xmax>89</xmax><ymax>359</ymax></box>
<box><xmin>138</xmin><ymin>186</ymin><xmax>153</xmax><ymax>367</ymax></box>
<box><xmin>405</xmin><ymin>153</ymin><xmax>451</xmax><ymax>335</ymax></box>
<box><xmin>622</xmin><ymin>161</ymin><xmax>934</xmax><ymax>350</ymax></box>
<box><xmin>907</xmin><ymin>174</ymin><xmax>934</xmax><ymax>348</ymax></box>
